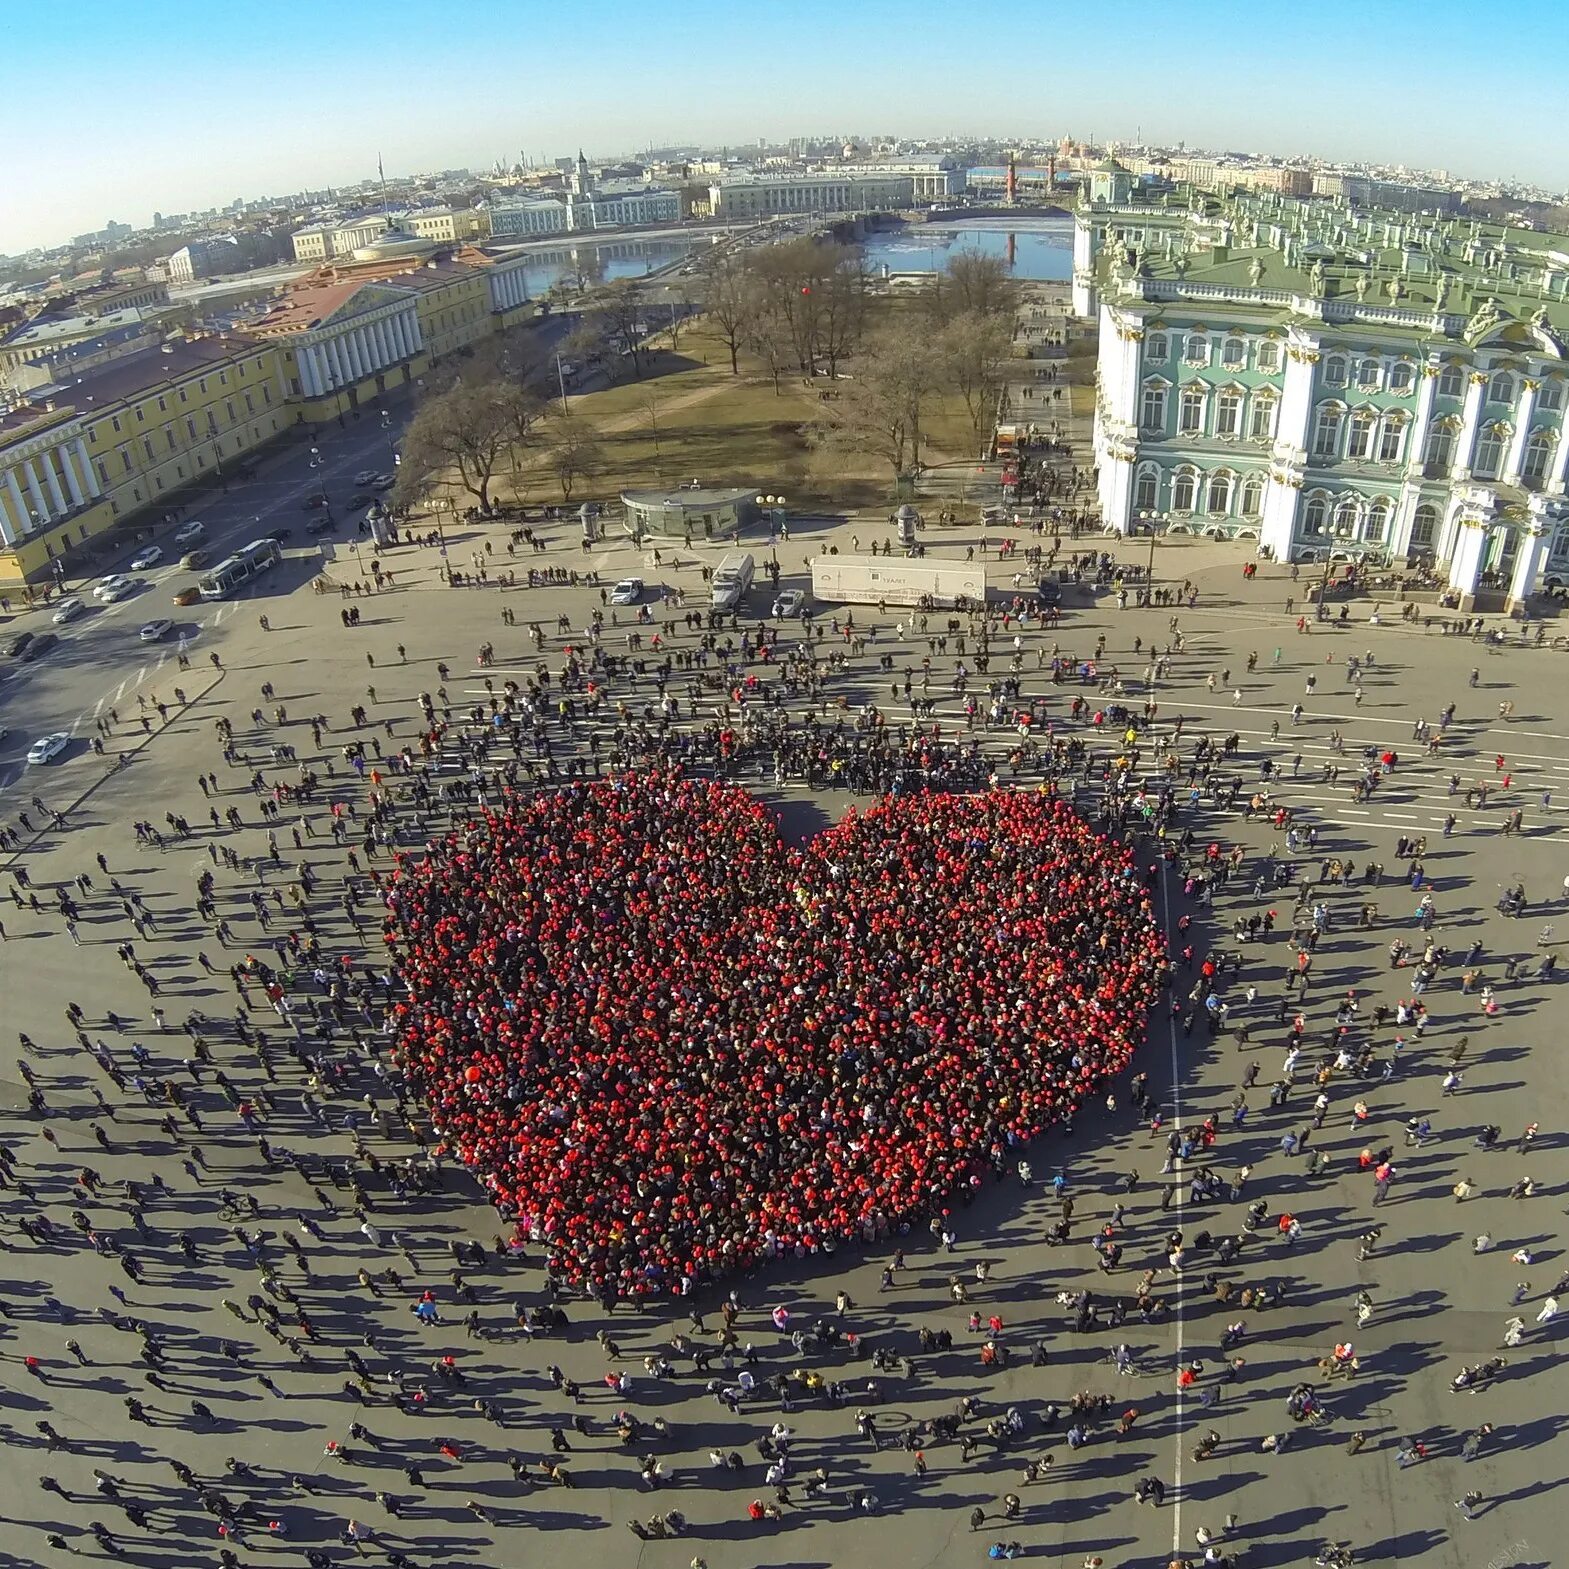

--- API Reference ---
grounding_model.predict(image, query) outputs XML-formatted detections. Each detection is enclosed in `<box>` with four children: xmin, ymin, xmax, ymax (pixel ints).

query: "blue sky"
<box><xmin>4</xmin><ymin>0</ymin><xmax>1565</xmax><ymax>254</ymax></box>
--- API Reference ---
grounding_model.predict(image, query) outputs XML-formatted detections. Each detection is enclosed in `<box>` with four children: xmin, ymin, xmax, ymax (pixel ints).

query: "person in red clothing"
<box><xmin>384</xmin><ymin>770</ymin><xmax>1164</xmax><ymax>1298</ymax></box>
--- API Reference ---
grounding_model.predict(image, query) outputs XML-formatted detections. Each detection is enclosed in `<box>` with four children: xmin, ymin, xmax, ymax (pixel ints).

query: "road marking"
<box><xmin>92</xmin><ymin>698</ymin><xmax>104</xmax><ymax>719</ymax></box>
<box><xmin>114</xmin><ymin>679</ymin><xmax>127</xmax><ymax>702</ymax></box>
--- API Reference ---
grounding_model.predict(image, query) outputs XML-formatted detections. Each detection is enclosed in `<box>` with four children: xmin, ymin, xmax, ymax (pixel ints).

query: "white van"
<box><xmin>711</xmin><ymin>551</ymin><xmax>754</xmax><ymax>611</ymax></box>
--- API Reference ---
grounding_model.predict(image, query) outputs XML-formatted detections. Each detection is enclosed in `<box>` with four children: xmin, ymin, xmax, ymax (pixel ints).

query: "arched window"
<box><xmin>1522</xmin><ymin>429</ymin><xmax>1554</xmax><ymax>486</ymax></box>
<box><xmin>1410</xmin><ymin>503</ymin><xmax>1439</xmax><ymax>548</ymax></box>
<box><xmin>1184</xmin><ymin>333</ymin><xmax>1208</xmax><ymax>365</ymax></box>
<box><xmin>1145</xmin><ymin>333</ymin><xmax>1169</xmax><ymax>363</ymax></box>
<box><xmin>1472</xmin><ymin>422</ymin><xmax>1508</xmax><ymax>479</ymax></box>
<box><xmin>1134</xmin><ymin>464</ymin><xmax>1159</xmax><ymax>511</ymax></box>
<box><xmin>1313</xmin><ymin>403</ymin><xmax>1344</xmax><ymax>457</ymax></box>
<box><xmin>1207</xmin><ymin>470</ymin><xmax>1235</xmax><ymax>514</ymax></box>
<box><xmin>1172</xmin><ymin>469</ymin><xmax>1197</xmax><ymax>512</ymax></box>
<box><xmin>1222</xmin><ymin>336</ymin><xmax>1246</xmax><ymax>369</ymax></box>
<box><xmin>1215</xmin><ymin>386</ymin><xmax>1243</xmax><ymax>436</ymax></box>
<box><xmin>1240</xmin><ymin>474</ymin><xmax>1264</xmax><ymax>517</ymax></box>
<box><xmin>1179</xmin><ymin>384</ymin><xmax>1206</xmax><ymax>434</ymax></box>
<box><xmin>1423</xmin><ymin>420</ymin><xmax>1456</xmax><ymax>469</ymax></box>
<box><xmin>1302</xmin><ymin>494</ymin><xmax>1328</xmax><ymax>534</ymax></box>
<box><xmin>1378</xmin><ymin>414</ymin><xmax>1407</xmax><ymax>464</ymax></box>
<box><xmin>1334</xmin><ymin>497</ymin><xmax>1361</xmax><ymax>536</ymax></box>
<box><xmin>1140</xmin><ymin>381</ymin><xmax>1167</xmax><ymax>431</ymax></box>
<box><xmin>1437</xmin><ymin>364</ymin><xmax>1465</xmax><ymax>399</ymax></box>
<box><xmin>1357</xmin><ymin>357</ymin><xmax>1381</xmax><ymax>390</ymax></box>
<box><xmin>1249</xmin><ymin>391</ymin><xmax>1277</xmax><ymax>441</ymax></box>
<box><xmin>1538</xmin><ymin>380</ymin><xmax>1564</xmax><ymax>412</ymax></box>
<box><xmin>1347</xmin><ymin>409</ymin><xmax>1378</xmax><ymax>460</ymax></box>
<box><xmin>1387</xmin><ymin>360</ymin><xmax>1415</xmax><ymax>394</ymax></box>
<box><xmin>1256</xmin><ymin>340</ymin><xmax>1282</xmax><ymax>375</ymax></box>
<box><xmin>1323</xmin><ymin>355</ymin><xmax>1348</xmax><ymax>388</ymax></box>
<box><xmin>1488</xmin><ymin>369</ymin><xmax>1515</xmax><ymax>407</ymax></box>
<box><xmin>1365</xmin><ymin>498</ymin><xmax>1392</xmax><ymax>541</ymax></box>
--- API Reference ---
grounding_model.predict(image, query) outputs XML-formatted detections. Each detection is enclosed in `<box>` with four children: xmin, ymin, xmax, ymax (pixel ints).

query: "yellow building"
<box><xmin>408</xmin><ymin>208</ymin><xmax>490</xmax><ymax>245</ymax></box>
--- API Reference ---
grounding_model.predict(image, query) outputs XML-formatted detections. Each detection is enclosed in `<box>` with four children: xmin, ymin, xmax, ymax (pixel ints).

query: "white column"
<box><xmin>58</xmin><ymin>445</ymin><xmax>86</xmax><ymax>508</ymax></box>
<box><xmin>1447</xmin><ymin>516</ymin><xmax>1488</xmax><ymax>597</ymax></box>
<box><xmin>1452</xmin><ymin>373</ymin><xmax>1485</xmax><ymax>478</ymax></box>
<box><xmin>342</xmin><ymin>331</ymin><xmax>361</xmax><ymax>382</ymax></box>
<box><xmin>1275</xmin><ymin>344</ymin><xmax>1318</xmax><ymax>457</ymax></box>
<box><xmin>405</xmin><ymin>310</ymin><xmax>423</xmax><ymax>354</ymax></box>
<box><xmin>4</xmin><ymin>468</ymin><xmax>29</xmax><ymax>534</ymax></box>
<box><xmin>352</xmin><ymin>328</ymin><xmax>370</xmax><ymax>380</ymax></box>
<box><xmin>39</xmin><ymin>452</ymin><xmax>68</xmax><ymax>515</ymax></box>
<box><xmin>24</xmin><ymin>459</ymin><xmax>53</xmax><ymax>522</ymax></box>
<box><xmin>381</xmin><ymin>318</ymin><xmax>399</xmax><ymax>362</ymax></box>
<box><xmin>297</xmin><ymin>346</ymin><xmax>318</xmax><ymax>398</ymax></box>
<box><xmin>368</xmin><ymin>320</ymin><xmax>387</xmax><ymax>368</ymax></box>
<box><xmin>0</xmin><ymin>482</ymin><xmax>18</xmax><ymax>544</ymax></box>
<box><xmin>312</xmin><ymin>345</ymin><xmax>331</xmax><ymax>394</ymax></box>
<box><xmin>1408</xmin><ymin>365</ymin><xmax>1437</xmax><ymax>476</ymax></box>
<box><xmin>1549</xmin><ymin>421</ymin><xmax>1569</xmax><ymax>496</ymax></box>
<box><xmin>393</xmin><ymin>314</ymin><xmax>410</xmax><ymax>358</ymax></box>
<box><xmin>75</xmin><ymin>439</ymin><xmax>101</xmax><ymax>497</ymax></box>
<box><xmin>1508</xmin><ymin>528</ymin><xmax>1548</xmax><ymax>605</ymax></box>
<box><xmin>1502</xmin><ymin>386</ymin><xmax>1536</xmax><ymax>484</ymax></box>
<box><xmin>322</xmin><ymin>338</ymin><xmax>343</xmax><ymax>388</ymax></box>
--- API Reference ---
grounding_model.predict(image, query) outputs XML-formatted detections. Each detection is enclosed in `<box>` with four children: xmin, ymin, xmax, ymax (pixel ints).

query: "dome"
<box><xmin>351</xmin><ymin>228</ymin><xmax>438</xmax><ymax>263</ymax></box>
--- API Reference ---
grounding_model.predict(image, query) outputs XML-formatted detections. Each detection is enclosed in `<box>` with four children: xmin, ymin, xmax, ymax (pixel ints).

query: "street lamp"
<box><xmin>309</xmin><ymin>446</ymin><xmax>328</xmax><ymax>504</ymax></box>
<box><xmin>378</xmin><ymin>407</ymin><xmax>395</xmax><ymax>464</ymax></box>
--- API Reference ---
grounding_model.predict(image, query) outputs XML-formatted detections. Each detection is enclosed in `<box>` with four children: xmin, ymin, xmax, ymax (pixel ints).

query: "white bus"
<box><xmin>197</xmin><ymin>538</ymin><xmax>282</xmax><ymax>601</ymax></box>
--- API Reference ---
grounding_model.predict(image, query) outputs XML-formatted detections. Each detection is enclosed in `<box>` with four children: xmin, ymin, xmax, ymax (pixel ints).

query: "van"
<box><xmin>710</xmin><ymin>551</ymin><xmax>754</xmax><ymax>612</ymax></box>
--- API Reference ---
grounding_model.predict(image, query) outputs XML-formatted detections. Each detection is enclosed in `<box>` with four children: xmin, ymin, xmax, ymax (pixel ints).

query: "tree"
<box><xmin>744</xmin><ymin>300</ymin><xmax>796</xmax><ymax>395</ymax></box>
<box><xmin>591</xmin><ymin>280</ymin><xmax>652</xmax><ymax>379</ymax></box>
<box><xmin>701</xmin><ymin>254</ymin><xmax>758</xmax><ymax>375</ymax></box>
<box><xmin>493</xmin><ymin>379</ymin><xmax>547</xmax><ymax>479</ymax></box>
<box><xmin>930</xmin><ymin>248</ymin><xmax>1022</xmax><ymax>327</ymax></box>
<box><xmin>810</xmin><ymin>324</ymin><xmax>943</xmax><ymax>484</ymax></box>
<box><xmin>939</xmin><ymin>311</ymin><xmax>1016</xmax><ymax>449</ymax></box>
<box><xmin>397</xmin><ymin>380</ymin><xmax>512</xmax><ymax>511</ymax></box>
<box><xmin>544</xmin><ymin>416</ymin><xmax>604</xmax><ymax>502</ymax></box>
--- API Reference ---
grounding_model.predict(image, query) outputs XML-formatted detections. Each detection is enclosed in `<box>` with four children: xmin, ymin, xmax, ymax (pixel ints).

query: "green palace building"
<box><xmin>1074</xmin><ymin>163</ymin><xmax>1569</xmax><ymax>607</ymax></box>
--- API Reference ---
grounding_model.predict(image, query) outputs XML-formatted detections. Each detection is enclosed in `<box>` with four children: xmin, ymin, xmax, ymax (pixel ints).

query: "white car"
<box><xmin>370</xmin><ymin>472</ymin><xmax>394</xmax><ymax>489</ymax></box>
<box><xmin>139</xmin><ymin>618</ymin><xmax>174</xmax><ymax>643</ymax></box>
<box><xmin>130</xmin><ymin>545</ymin><xmax>163</xmax><ymax>570</ymax></box>
<box><xmin>610</xmin><ymin>577</ymin><xmax>644</xmax><ymax>605</ymax></box>
<box><xmin>354</xmin><ymin>470</ymin><xmax>378</xmax><ymax>487</ymax></box>
<box><xmin>52</xmin><ymin>597</ymin><xmax>85</xmax><ymax>625</ymax></box>
<box><xmin>27</xmin><ymin>732</ymin><xmax>70</xmax><ymax>765</ymax></box>
<box><xmin>93</xmin><ymin>575</ymin><xmax>133</xmax><ymax>601</ymax></box>
<box><xmin>772</xmin><ymin>590</ymin><xmax>805</xmax><ymax>618</ymax></box>
<box><xmin>174</xmin><ymin>521</ymin><xmax>206</xmax><ymax>546</ymax></box>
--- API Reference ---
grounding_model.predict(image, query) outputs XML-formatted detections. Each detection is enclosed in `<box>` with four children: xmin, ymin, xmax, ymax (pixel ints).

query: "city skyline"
<box><xmin>6</xmin><ymin>0</ymin><xmax>1567</xmax><ymax>257</ymax></box>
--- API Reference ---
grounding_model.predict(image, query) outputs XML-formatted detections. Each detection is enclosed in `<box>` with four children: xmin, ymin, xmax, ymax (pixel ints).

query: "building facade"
<box><xmin>708</xmin><ymin>173</ymin><xmax>915</xmax><ymax>219</ymax></box>
<box><xmin>1078</xmin><ymin>185</ymin><xmax>1569</xmax><ymax>606</ymax></box>
<box><xmin>490</xmin><ymin>200</ymin><xmax>570</xmax><ymax>239</ymax></box>
<box><xmin>166</xmin><ymin>237</ymin><xmax>240</xmax><ymax>283</ymax></box>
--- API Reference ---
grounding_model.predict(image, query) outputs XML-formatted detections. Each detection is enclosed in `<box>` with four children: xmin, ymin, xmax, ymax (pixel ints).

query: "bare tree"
<box><xmin>544</xmin><ymin>416</ymin><xmax>604</xmax><ymax>502</ymax></box>
<box><xmin>930</xmin><ymin>248</ymin><xmax>1022</xmax><ymax>326</ymax></box>
<box><xmin>810</xmin><ymin>324</ymin><xmax>942</xmax><ymax>483</ymax></box>
<box><xmin>701</xmin><ymin>255</ymin><xmax>757</xmax><ymax>375</ymax></box>
<box><xmin>939</xmin><ymin>311</ymin><xmax>1016</xmax><ymax>450</ymax></box>
<box><xmin>397</xmin><ymin>381</ymin><xmax>512</xmax><ymax>510</ymax></box>
<box><xmin>744</xmin><ymin>297</ymin><xmax>796</xmax><ymax>395</ymax></box>
<box><xmin>591</xmin><ymin>280</ymin><xmax>652</xmax><ymax>379</ymax></box>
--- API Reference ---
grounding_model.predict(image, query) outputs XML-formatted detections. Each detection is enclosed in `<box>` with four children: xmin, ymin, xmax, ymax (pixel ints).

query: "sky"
<box><xmin>4</xmin><ymin>0</ymin><xmax>1566</xmax><ymax>255</ymax></box>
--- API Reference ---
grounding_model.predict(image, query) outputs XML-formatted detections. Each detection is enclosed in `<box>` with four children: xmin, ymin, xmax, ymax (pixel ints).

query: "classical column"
<box><xmin>0</xmin><ymin>481</ymin><xmax>18</xmax><ymax>545</ymax></box>
<box><xmin>24</xmin><ymin>458</ymin><xmax>54</xmax><ymax>522</ymax></box>
<box><xmin>1275</xmin><ymin>343</ymin><xmax>1319</xmax><ymax>456</ymax></box>
<box><xmin>1408</xmin><ymin>364</ymin><xmax>1437</xmax><ymax>475</ymax></box>
<box><xmin>4</xmin><ymin>467</ymin><xmax>29</xmax><ymax>534</ymax></box>
<box><xmin>297</xmin><ymin>346</ymin><xmax>318</xmax><ymax>397</ymax></box>
<box><xmin>1451</xmin><ymin>373</ymin><xmax>1485</xmax><ymax>478</ymax></box>
<box><xmin>58</xmin><ymin>445</ymin><xmax>86</xmax><ymax>508</ymax></box>
<box><xmin>1508</xmin><ymin>527</ymin><xmax>1548</xmax><ymax>607</ymax></box>
<box><xmin>1446</xmin><ymin>515</ymin><xmax>1489</xmax><ymax>600</ymax></box>
<box><xmin>1502</xmin><ymin>384</ymin><xmax>1537</xmax><ymax>484</ymax></box>
<box><xmin>38</xmin><ymin>452</ymin><xmax>68</xmax><ymax>515</ymax></box>
<box><xmin>75</xmin><ymin>439</ymin><xmax>101</xmax><ymax>497</ymax></box>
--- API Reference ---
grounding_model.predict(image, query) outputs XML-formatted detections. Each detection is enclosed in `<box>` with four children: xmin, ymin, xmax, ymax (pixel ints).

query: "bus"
<box><xmin>197</xmin><ymin>538</ymin><xmax>282</xmax><ymax>601</ymax></box>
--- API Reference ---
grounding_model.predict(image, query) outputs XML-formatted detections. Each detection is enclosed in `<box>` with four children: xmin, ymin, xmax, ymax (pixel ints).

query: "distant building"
<box><xmin>490</xmin><ymin>200</ymin><xmax>570</xmax><ymax>239</ymax></box>
<box><xmin>166</xmin><ymin>237</ymin><xmax>241</xmax><ymax>284</ymax></box>
<box><xmin>707</xmin><ymin>172</ymin><xmax>915</xmax><ymax>218</ymax></box>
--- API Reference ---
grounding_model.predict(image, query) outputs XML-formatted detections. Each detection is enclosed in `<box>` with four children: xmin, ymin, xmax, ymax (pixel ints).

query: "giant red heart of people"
<box><xmin>384</xmin><ymin>771</ymin><xmax>1166</xmax><ymax>1298</ymax></box>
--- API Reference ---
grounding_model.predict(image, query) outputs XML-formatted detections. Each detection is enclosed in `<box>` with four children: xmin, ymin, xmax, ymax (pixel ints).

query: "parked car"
<box><xmin>610</xmin><ymin>577</ymin><xmax>644</xmax><ymax>605</ymax></box>
<box><xmin>130</xmin><ymin>545</ymin><xmax>164</xmax><ymax>570</ymax></box>
<box><xmin>27</xmin><ymin>732</ymin><xmax>70</xmax><ymax>765</ymax></box>
<box><xmin>370</xmin><ymin>472</ymin><xmax>394</xmax><ymax>489</ymax></box>
<box><xmin>181</xmin><ymin>549</ymin><xmax>211</xmax><ymax>570</ymax></box>
<box><xmin>139</xmin><ymin>618</ymin><xmax>174</xmax><ymax>643</ymax></box>
<box><xmin>347</xmin><ymin>492</ymin><xmax>375</xmax><ymax>509</ymax></box>
<box><xmin>174</xmin><ymin>521</ymin><xmax>206</xmax><ymax>545</ymax></box>
<box><xmin>51</xmin><ymin>597</ymin><xmax>85</xmax><ymax>625</ymax></box>
<box><xmin>305</xmin><ymin>515</ymin><xmax>336</xmax><ymax>537</ymax></box>
<box><xmin>265</xmin><ymin>527</ymin><xmax>293</xmax><ymax>543</ymax></box>
<box><xmin>771</xmin><ymin>589</ymin><xmax>805</xmax><ymax>618</ymax></box>
<box><xmin>7</xmin><ymin>631</ymin><xmax>34</xmax><ymax>659</ymax></box>
<box><xmin>21</xmin><ymin>632</ymin><xmax>57</xmax><ymax>662</ymax></box>
<box><xmin>354</xmin><ymin>470</ymin><xmax>378</xmax><ymax>486</ymax></box>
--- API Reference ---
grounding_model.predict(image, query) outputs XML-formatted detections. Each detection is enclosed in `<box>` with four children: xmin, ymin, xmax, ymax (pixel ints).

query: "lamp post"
<box><xmin>378</xmin><ymin>407</ymin><xmax>396</xmax><ymax>465</ymax></box>
<box><xmin>1138</xmin><ymin>508</ymin><xmax>1161</xmax><ymax>598</ymax></box>
<box><xmin>309</xmin><ymin>446</ymin><xmax>328</xmax><ymax>504</ymax></box>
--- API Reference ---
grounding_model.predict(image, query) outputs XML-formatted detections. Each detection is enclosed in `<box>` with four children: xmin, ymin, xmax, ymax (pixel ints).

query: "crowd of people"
<box><xmin>386</xmin><ymin>774</ymin><xmax>1166</xmax><ymax>1298</ymax></box>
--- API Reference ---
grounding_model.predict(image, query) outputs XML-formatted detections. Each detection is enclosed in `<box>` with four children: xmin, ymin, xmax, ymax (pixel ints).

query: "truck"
<box><xmin>811</xmin><ymin>554</ymin><xmax>986</xmax><ymax>610</ymax></box>
<box><xmin>710</xmin><ymin>551</ymin><xmax>754</xmax><ymax>611</ymax></box>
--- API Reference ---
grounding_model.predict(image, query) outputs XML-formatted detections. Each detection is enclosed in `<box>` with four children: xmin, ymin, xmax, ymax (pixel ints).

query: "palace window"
<box><xmin>1172</xmin><ymin>470</ymin><xmax>1198</xmax><ymax>511</ymax></box>
<box><xmin>1222</xmin><ymin>336</ymin><xmax>1246</xmax><ymax>369</ymax></box>
<box><xmin>1377</xmin><ymin>415</ymin><xmax>1407</xmax><ymax>464</ymax></box>
<box><xmin>1522</xmin><ymin>429</ymin><xmax>1554</xmax><ymax>486</ymax></box>
<box><xmin>1366</xmin><ymin>498</ymin><xmax>1392</xmax><ymax>541</ymax></box>
<box><xmin>1312</xmin><ymin>404</ymin><xmax>1344</xmax><ymax>457</ymax></box>
<box><xmin>1472</xmin><ymin>423</ymin><xmax>1508</xmax><ymax>480</ymax></box>
<box><xmin>1302</xmin><ymin>495</ymin><xmax>1328</xmax><ymax>534</ymax></box>
<box><xmin>1334</xmin><ymin>497</ymin><xmax>1361</xmax><ymax>536</ymax></box>
<box><xmin>1207</xmin><ymin>471</ymin><xmax>1235</xmax><ymax>514</ymax></box>
<box><xmin>1134</xmin><ymin>465</ymin><xmax>1159</xmax><ymax>511</ymax></box>
<box><xmin>1347</xmin><ymin>410</ymin><xmax>1377</xmax><ymax>460</ymax></box>
<box><xmin>1323</xmin><ymin>355</ymin><xmax>1348</xmax><ymax>388</ymax></box>
<box><xmin>1387</xmin><ymin>361</ymin><xmax>1415</xmax><ymax>394</ymax></box>
<box><xmin>1411</xmin><ymin>503</ymin><xmax>1439</xmax><ymax>549</ymax></box>
<box><xmin>1179</xmin><ymin>386</ymin><xmax>1206</xmax><ymax>434</ymax></box>
<box><xmin>1145</xmin><ymin>333</ymin><xmax>1168</xmax><ymax>362</ymax></box>
<box><xmin>1256</xmin><ymin>340</ymin><xmax>1282</xmax><ymax>375</ymax></box>
<box><xmin>1140</xmin><ymin>382</ymin><xmax>1168</xmax><ymax>431</ymax></box>
<box><xmin>1249</xmin><ymin>392</ymin><xmax>1277</xmax><ymax>441</ymax></box>
<box><xmin>1183</xmin><ymin>333</ymin><xmax>1208</xmax><ymax>366</ymax></box>
<box><xmin>1437</xmin><ymin>364</ymin><xmax>1465</xmax><ymax>398</ymax></box>
<box><xmin>1240</xmin><ymin>475</ymin><xmax>1264</xmax><ymax>517</ymax></box>
<box><xmin>1488</xmin><ymin>370</ymin><xmax>1515</xmax><ymax>407</ymax></box>
<box><xmin>1215</xmin><ymin>388</ymin><xmax>1243</xmax><ymax>437</ymax></box>
<box><xmin>1423</xmin><ymin>422</ymin><xmax>1455</xmax><ymax>469</ymax></box>
<box><xmin>1538</xmin><ymin>380</ymin><xmax>1564</xmax><ymax>412</ymax></box>
<box><xmin>1357</xmin><ymin>357</ymin><xmax>1381</xmax><ymax>390</ymax></box>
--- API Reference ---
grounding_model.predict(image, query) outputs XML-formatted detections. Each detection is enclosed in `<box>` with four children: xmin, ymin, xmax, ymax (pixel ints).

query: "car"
<box><xmin>130</xmin><ymin>545</ymin><xmax>164</xmax><ymax>570</ymax></box>
<box><xmin>265</xmin><ymin>527</ymin><xmax>293</xmax><ymax>543</ymax></box>
<box><xmin>26</xmin><ymin>732</ymin><xmax>70</xmax><ymax>765</ymax></box>
<box><xmin>610</xmin><ymin>577</ymin><xmax>644</xmax><ymax>605</ymax></box>
<box><xmin>93</xmin><ymin>574</ymin><xmax>132</xmax><ymax>600</ymax></box>
<box><xmin>772</xmin><ymin>589</ymin><xmax>805</xmax><ymax>618</ymax></box>
<box><xmin>99</xmin><ymin>579</ymin><xmax>137</xmax><ymax>603</ymax></box>
<box><xmin>52</xmin><ymin>597</ymin><xmax>85</xmax><ymax>625</ymax></box>
<box><xmin>302</xmin><ymin>494</ymin><xmax>331</xmax><ymax>511</ymax></box>
<box><xmin>174</xmin><ymin>521</ymin><xmax>206</xmax><ymax>546</ymax></box>
<box><xmin>6</xmin><ymin>631</ymin><xmax>34</xmax><ymax>659</ymax></box>
<box><xmin>370</xmin><ymin>472</ymin><xmax>393</xmax><ymax>489</ymax></box>
<box><xmin>354</xmin><ymin>470</ymin><xmax>378</xmax><ymax>486</ymax></box>
<box><xmin>181</xmin><ymin>549</ymin><xmax>211</xmax><ymax>570</ymax></box>
<box><xmin>1035</xmin><ymin>579</ymin><xmax>1063</xmax><ymax>607</ymax></box>
<box><xmin>173</xmin><ymin>587</ymin><xmax>201</xmax><ymax>607</ymax></box>
<box><xmin>21</xmin><ymin>632</ymin><xmax>58</xmax><ymax>662</ymax></box>
<box><xmin>139</xmin><ymin>618</ymin><xmax>174</xmax><ymax>643</ymax></box>
<box><xmin>347</xmin><ymin>492</ymin><xmax>375</xmax><ymax>509</ymax></box>
<box><xmin>305</xmin><ymin>515</ymin><xmax>336</xmax><ymax>536</ymax></box>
